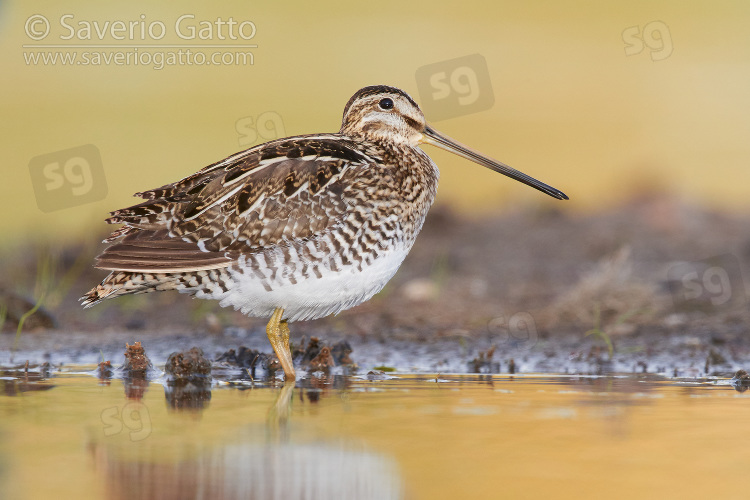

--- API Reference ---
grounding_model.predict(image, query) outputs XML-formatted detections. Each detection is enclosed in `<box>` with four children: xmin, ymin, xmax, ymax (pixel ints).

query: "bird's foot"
<box><xmin>266</xmin><ymin>307</ymin><xmax>296</xmax><ymax>381</ymax></box>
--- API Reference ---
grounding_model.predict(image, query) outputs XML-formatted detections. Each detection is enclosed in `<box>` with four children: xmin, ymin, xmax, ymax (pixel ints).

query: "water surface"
<box><xmin>1</xmin><ymin>370</ymin><xmax>747</xmax><ymax>499</ymax></box>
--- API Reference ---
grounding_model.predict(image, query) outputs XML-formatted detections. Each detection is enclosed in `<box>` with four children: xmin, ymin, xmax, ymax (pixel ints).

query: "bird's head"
<box><xmin>340</xmin><ymin>85</ymin><xmax>568</xmax><ymax>200</ymax></box>
<box><xmin>340</xmin><ymin>85</ymin><xmax>426</xmax><ymax>145</ymax></box>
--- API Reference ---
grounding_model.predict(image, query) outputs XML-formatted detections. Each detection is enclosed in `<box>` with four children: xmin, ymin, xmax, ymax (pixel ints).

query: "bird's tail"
<box><xmin>80</xmin><ymin>271</ymin><xmax>185</xmax><ymax>308</ymax></box>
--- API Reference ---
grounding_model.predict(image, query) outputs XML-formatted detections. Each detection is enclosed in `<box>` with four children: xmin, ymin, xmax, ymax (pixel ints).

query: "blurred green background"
<box><xmin>2</xmin><ymin>0</ymin><xmax>750</xmax><ymax>246</ymax></box>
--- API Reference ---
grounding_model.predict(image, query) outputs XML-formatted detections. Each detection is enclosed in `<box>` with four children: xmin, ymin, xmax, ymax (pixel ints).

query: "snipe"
<box><xmin>81</xmin><ymin>85</ymin><xmax>568</xmax><ymax>381</ymax></box>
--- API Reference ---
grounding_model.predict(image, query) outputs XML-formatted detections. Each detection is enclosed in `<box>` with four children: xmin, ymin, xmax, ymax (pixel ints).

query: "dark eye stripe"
<box><xmin>403</xmin><ymin>116</ymin><xmax>422</xmax><ymax>130</ymax></box>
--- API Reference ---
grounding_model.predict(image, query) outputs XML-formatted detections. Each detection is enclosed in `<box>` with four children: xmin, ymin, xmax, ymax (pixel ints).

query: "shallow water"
<box><xmin>1</xmin><ymin>369</ymin><xmax>748</xmax><ymax>500</ymax></box>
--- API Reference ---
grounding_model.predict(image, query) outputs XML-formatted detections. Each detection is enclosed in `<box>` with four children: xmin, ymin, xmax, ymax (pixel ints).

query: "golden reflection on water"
<box><xmin>1</xmin><ymin>373</ymin><xmax>750</xmax><ymax>499</ymax></box>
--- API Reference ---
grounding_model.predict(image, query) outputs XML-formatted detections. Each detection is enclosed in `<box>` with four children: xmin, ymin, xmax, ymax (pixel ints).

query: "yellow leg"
<box><xmin>266</xmin><ymin>307</ymin><xmax>296</xmax><ymax>381</ymax></box>
<box><xmin>280</xmin><ymin>319</ymin><xmax>291</xmax><ymax>356</ymax></box>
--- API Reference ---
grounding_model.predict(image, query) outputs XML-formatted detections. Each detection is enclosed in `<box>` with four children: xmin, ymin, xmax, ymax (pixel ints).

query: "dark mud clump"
<box><xmin>330</xmin><ymin>341</ymin><xmax>355</xmax><ymax>366</ymax></box>
<box><xmin>97</xmin><ymin>360</ymin><xmax>113</xmax><ymax>379</ymax></box>
<box><xmin>308</xmin><ymin>346</ymin><xmax>336</xmax><ymax>372</ymax></box>
<box><xmin>216</xmin><ymin>338</ymin><xmax>357</xmax><ymax>379</ymax></box>
<box><xmin>731</xmin><ymin>370</ymin><xmax>750</xmax><ymax>392</ymax></box>
<box><xmin>215</xmin><ymin>346</ymin><xmax>273</xmax><ymax>379</ymax></box>
<box><xmin>295</xmin><ymin>337</ymin><xmax>356</xmax><ymax>373</ymax></box>
<box><xmin>469</xmin><ymin>346</ymin><xmax>500</xmax><ymax>374</ymax></box>
<box><xmin>365</xmin><ymin>370</ymin><xmax>390</xmax><ymax>381</ymax></box>
<box><xmin>123</xmin><ymin>341</ymin><xmax>152</xmax><ymax>377</ymax></box>
<box><xmin>294</xmin><ymin>336</ymin><xmax>322</xmax><ymax>365</ymax></box>
<box><xmin>165</xmin><ymin>347</ymin><xmax>211</xmax><ymax>380</ymax></box>
<box><xmin>122</xmin><ymin>341</ymin><xmax>153</xmax><ymax>400</ymax></box>
<box><xmin>164</xmin><ymin>347</ymin><xmax>212</xmax><ymax>410</ymax></box>
<box><xmin>468</xmin><ymin>346</ymin><xmax>518</xmax><ymax>375</ymax></box>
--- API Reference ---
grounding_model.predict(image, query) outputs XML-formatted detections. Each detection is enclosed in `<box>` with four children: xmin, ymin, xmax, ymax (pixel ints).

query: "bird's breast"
<box><xmin>217</xmin><ymin>233</ymin><xmax>414</xmax><ymax>322</ymax></box>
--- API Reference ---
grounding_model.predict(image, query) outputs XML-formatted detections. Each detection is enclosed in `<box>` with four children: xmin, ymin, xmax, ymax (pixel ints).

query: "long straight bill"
<box><xmin>421</xmin><ymin>125</ymin><xmax>569</xmax><ymax>200</ymax></box>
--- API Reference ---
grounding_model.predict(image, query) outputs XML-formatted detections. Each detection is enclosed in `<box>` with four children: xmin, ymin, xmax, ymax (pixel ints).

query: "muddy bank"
<box><xmin>1</xmin><ymin>197</ymin><xmax>749</xmax><ymax>374</ymax></box>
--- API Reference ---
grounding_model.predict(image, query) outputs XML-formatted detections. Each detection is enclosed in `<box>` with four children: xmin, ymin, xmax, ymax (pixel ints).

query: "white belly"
<box><xmin>205</xmin><ymin>244</ymin><xmax>411</xmax><ymax>322</ymax></box>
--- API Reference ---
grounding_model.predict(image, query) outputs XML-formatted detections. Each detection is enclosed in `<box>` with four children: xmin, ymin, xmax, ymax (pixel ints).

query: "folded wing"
<box><xmin>95</xmin><ymin>134</ymin><xmax>372</xmax><ymax>273</ymax></box>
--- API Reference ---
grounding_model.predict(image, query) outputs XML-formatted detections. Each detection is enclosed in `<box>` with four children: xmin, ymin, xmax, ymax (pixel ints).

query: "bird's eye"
<box><xmin>378</xmin><ymin>98</ymin><xmax>394</xmax><ymax>110</ymax></box>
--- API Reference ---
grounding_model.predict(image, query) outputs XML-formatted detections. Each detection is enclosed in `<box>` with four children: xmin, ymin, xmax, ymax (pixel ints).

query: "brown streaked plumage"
<box><xmin>81</xmin><ymin>85</ymin><xmax>568</xmax><ymax>381</ymax></box>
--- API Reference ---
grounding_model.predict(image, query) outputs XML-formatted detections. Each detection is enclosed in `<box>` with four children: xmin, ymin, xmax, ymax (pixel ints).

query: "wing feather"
<box><xmin>96</xmin><ymin>134</ymin><xmax>373</xmax><ymax>272</ymax></box>
<box><xmin>94</xmin><ymin>229</ymin><xmax>235</xmax><ymax>272</ymax></box>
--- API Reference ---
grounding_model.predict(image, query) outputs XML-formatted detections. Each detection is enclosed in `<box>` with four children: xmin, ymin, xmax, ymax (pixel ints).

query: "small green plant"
<box><xmin>584</xmin><ymin>303</ymin><xmax>648</xmax><ymax>359</ymax></box>
<box><xmin>584</xmin><ymin>303</ymin><xmax>614</xmax><ymax>359</ymax></box>
<box><xmin>12</xmin><ymin>242</ymin><xmax>94</xmax><ymax>350</ymax></box>
<box><xmin>44</xmin><ymin>244</ymin><xmax>93</xmax><ymax>309</ymax></box>
<box><xmin>14</xmin><ymin>252</ymin><xmax>55</xmax><ymax>353</ymax></box>
<box><xmin>0</xmin><ymin>302</ymin><xmax>7</xmax><ymax>332</ymax></box>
